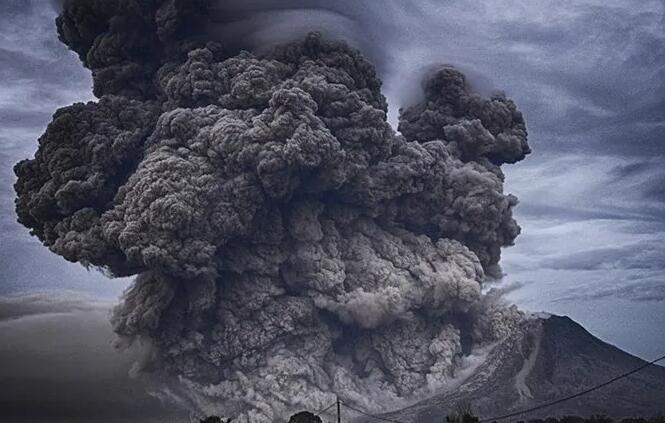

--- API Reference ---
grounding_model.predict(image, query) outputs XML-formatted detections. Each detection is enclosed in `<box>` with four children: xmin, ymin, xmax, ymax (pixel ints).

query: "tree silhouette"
<box><xmin>445</xmin><ymin>401</ymin><xmax>479</xmax><ymax>423</ymax></box>
<box><xmin>200</xmin><ymin>417</ymin><xmax>232</xmax><ymax>423</ymax></box>
<box><xmin>289</xmin><ymin>411</ymin><xmax>323</xmax><ymax>423</ymax></box>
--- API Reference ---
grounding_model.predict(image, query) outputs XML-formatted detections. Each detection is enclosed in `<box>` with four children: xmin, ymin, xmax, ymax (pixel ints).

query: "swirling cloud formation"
<box><xmin>15</xmin><ymin>1</ymin><xmax>530</xmax><ymax>420</ymax></box>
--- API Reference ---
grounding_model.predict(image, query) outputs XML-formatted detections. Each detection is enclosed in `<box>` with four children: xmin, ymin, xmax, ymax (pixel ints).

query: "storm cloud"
<box><xmin>13</xmin><ymin>0</ymin><xmax>530</xmax><ymax>420</ymax></box>
<box><xmin>4</xmin><ymin>0</ymin><xmax>665</xmax><ymax>420</ymax></box>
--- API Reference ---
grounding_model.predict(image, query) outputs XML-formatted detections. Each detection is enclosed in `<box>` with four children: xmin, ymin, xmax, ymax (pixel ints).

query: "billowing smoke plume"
<box><xmin>14</xmin><ymin>1</ymin><xmax>530</xmax><ymax>420</ymax></box>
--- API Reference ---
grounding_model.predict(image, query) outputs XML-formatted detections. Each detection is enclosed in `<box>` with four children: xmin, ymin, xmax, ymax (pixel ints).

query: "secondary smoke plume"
<box><xmin>14</xmin><ymin>1</ymin><xmax>530</xmax><ymax>420</ymax></box>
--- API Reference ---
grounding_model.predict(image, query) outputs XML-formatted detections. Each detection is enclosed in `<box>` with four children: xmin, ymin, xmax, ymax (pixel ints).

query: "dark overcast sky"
<box><xmin>1</xmin><ymin>0</ymin><xmax>665</xmax><ymax>421</ymax></box>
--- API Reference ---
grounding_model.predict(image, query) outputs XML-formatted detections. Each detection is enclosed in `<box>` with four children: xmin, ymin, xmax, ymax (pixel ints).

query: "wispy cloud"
<box><xmin>0</xmin><ymin>290</ymin><xmax>112</xmax><ymax>321</ymax></box>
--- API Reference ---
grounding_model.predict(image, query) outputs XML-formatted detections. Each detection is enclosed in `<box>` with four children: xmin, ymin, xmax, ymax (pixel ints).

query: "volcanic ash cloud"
<box><xmin>14</xmin><ymin>1</ymin><xmax>531</xmax><ymax>421</ymax></box>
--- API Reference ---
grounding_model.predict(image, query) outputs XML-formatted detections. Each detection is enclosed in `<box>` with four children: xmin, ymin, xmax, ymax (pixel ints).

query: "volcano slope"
<box><xmin>363</xmin><ymin>315</ymin><xmax>665</xmax><ymax>423</ymax></box>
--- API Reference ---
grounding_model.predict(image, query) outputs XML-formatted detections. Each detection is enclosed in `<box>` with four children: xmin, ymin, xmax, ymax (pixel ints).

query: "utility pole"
<box><xmin>336</xmin><ymin>396</ymin><xmax>341</xmax><ymax>423</ymax></box>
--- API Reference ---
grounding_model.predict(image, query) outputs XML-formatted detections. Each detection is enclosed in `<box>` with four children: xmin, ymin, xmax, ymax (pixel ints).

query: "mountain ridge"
<box><xmin>355</xmin><ymin>315</ymin><xmax>665</xmax><ymax>423</ymax></box>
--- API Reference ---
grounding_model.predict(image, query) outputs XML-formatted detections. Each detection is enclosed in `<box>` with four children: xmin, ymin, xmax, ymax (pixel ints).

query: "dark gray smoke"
<box><xmin>14</xmin><ymin>1</ymin><xmax>530</xmax><ymax>420</ymax></box>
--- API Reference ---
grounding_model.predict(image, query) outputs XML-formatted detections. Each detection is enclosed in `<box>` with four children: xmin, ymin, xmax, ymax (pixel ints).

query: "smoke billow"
<box><xmin>14</xmin><ymin>0</ymin><xmax>530</xmax><ymax>420</ymax></box>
